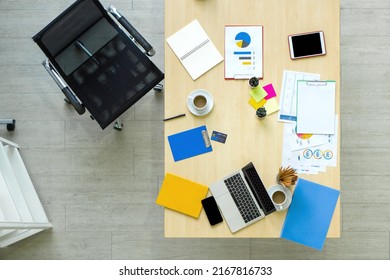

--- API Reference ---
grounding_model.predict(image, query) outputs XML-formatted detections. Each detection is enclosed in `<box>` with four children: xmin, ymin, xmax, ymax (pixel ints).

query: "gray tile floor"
<box><xmin>0</xmin><ymin>0</ymin><xmax>389</xmax><ymax>260</ymax></box>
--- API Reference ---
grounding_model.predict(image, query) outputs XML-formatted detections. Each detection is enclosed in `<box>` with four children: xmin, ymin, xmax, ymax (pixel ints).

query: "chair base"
<box><xmin>0</xmin><ymin>119</ymin><xmax>16</xmax><ymax>131</ymax></box>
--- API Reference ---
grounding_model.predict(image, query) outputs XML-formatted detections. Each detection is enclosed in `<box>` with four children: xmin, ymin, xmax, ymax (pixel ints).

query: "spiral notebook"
<box><xmin>166</xmin><ymin>20</ymin><xmax>223</xmax><ymax>80</ymax></box>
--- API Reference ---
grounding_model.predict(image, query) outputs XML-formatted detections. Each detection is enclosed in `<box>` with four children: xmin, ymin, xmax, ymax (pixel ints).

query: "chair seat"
<box><xmin>67</xmin><ymin>34</ymin><xmax>164</xmax><ymax>129</ymax></box>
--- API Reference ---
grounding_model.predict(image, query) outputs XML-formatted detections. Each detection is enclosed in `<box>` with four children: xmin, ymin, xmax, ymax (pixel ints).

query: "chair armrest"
<box><xmin>108</xmin><ymin>5</ymin><xmax>155</xmax><ymax>56</ymax></box>
<box><xmin>42</xmin><ymin>59</ymin><xmax>85</xmax><ymax>115</ymax></box>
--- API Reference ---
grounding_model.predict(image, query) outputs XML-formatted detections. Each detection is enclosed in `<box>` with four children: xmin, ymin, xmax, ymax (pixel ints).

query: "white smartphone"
<box><xmin>288</xmin><ymin>31</ymin><xmax>326</xmax><ymax>59</ymax></box>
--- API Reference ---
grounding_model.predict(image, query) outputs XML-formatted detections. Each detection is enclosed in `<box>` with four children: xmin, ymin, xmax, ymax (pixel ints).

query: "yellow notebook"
<box><xmin>156</xmin><ymin>173</ymin><xmax>208</xmax><ymax>218</ymax></box>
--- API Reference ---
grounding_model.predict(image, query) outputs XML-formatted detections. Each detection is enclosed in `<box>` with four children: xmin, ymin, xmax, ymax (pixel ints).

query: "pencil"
<box><xmin>163</xmin><ymin>113</ymin><xmax>186</xmax><ymax>121</ymax></box>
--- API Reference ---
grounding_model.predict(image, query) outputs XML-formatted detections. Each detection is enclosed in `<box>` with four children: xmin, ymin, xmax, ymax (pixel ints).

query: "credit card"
<box><xmin>211</xmin><ymin>131</ymin><xmax>227</xmax><ymax>143</ymax></box>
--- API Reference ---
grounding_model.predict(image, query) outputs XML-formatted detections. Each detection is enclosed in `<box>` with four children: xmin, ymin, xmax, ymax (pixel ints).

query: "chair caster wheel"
<box><xmin>7</xmin><ymin>124</ymin><xmax>15</xmax><ymax>131</ymax></box>
<box><xmin>114</xmin><ymin>121</ymin><xmax>123</xmax><ymax>131</ymax></box>
<box><xmin>6</xmin><ymin>120</ymin><xmax>16</xmax><ymax>131</ymax></box>
<box><xmin>154</xmin><ymin>83</ymin><xmax>163</xmax><ymax>93</ymax></box>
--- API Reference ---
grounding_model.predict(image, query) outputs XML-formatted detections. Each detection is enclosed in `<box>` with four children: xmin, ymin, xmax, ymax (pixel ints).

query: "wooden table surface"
<box><xmin>164</xmin><ymin>0</ymin><xmax>340</xmax><ymax>237</ymax></box>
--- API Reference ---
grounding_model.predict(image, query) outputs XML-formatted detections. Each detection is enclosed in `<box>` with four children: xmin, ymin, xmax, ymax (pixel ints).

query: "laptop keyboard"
<box><xmin>224</xmin><ymin>173</ymin><xmax>261</xmax><ymax>223</ymax></box>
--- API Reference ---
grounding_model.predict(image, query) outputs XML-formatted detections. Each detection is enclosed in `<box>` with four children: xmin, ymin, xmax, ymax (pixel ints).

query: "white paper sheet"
<box><xmin>296</xmin><ymin>80</ymin><xmax>336</xmax><ymax>134</ymax></box>
<box><xmin>166</xmin><ymin>20</ymin><xmax>223</xmax><ymax>80</ymax></box>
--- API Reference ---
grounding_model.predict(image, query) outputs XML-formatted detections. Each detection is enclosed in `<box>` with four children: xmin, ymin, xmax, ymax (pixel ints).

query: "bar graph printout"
<box><xmin>224</xmin><ymin>25</ymin><xmax>263</xmax><ymax>79</ymax></box>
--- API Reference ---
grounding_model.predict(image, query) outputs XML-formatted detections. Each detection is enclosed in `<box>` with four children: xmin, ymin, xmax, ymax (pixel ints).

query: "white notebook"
<box><xmin>166</xmin><ymin>20</ymin><xmax>223</xmax><ymax>80</ymax></box>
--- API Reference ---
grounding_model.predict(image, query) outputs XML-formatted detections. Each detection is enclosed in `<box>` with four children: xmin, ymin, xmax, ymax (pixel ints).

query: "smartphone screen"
<box><xmin>201</xmin><ymin>196</ymin><xmax>223</xmax><ymax>226</ymax></box>
<box><xmin>289</xmin><ymin>32</ymin><xmax>325</xmax><ymax>59</ymax></box>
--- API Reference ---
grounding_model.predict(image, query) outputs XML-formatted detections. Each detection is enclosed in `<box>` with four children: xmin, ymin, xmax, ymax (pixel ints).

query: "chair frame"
<box><xmin>33</xmin><ymin>0</ymin><xmax>163</xmax><ymax>130</ymax></box>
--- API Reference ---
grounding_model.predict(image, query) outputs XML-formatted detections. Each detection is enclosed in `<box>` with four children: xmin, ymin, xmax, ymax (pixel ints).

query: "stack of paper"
<box><xmin>248</xmin><ymin>83</ymin><xmax>280</xmax><ymax>115</ymax></box>
<box><xmin>279</xmin><ymin>70</ymin><xmax>338</xmax><ymax>174</ymax></box>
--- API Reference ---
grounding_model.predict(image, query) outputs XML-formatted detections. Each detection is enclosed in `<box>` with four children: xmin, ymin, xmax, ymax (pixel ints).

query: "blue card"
<box><xmin>211</xmin><ymin>131</ymin><xmax>227</xmax><ymax>143</ymax></box>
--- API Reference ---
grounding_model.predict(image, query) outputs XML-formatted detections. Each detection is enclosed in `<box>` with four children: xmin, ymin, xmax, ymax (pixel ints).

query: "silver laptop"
<box><xmin>209</xmin><ymin>162</ymin><xmax>276</xmax><ymax>233</ymax></box>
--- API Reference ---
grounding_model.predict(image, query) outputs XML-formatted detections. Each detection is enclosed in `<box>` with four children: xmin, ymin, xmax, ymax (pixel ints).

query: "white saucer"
<box><xmin>187</xmin><ymin>89</ymin><xmax>214</xmax><ymax>116</ymax></box>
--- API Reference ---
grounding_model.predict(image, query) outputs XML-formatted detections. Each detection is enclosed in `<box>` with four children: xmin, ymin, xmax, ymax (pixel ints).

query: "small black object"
<box><xmin>201</xmin><ymin>196</ymin><xmax>223</xmax><ymax>226</ymax></box>
<box><xmin>249</xmin><ymin>77</ymin><xmax>259</xmax><ymax>88</ymax></box>
<box><xmin>256</xmin><ymin>107</ymin><xmax>267</xmax><ymax>118</ymax></box>
<box><xmin>7</xmin><ymin>120</ymin><xmax>16</xmax><ymax>131</ymax></box>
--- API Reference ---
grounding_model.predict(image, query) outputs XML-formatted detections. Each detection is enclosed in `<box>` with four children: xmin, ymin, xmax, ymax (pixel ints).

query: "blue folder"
<box><xmin>280</xmin><ymin>178</ymin><xmax>340</xmax><ymax>251</ymax></box>
<box><xmin>168</xmin><ymin>125</ymin><xmax>212</xmax><ymax>162</ymax></box>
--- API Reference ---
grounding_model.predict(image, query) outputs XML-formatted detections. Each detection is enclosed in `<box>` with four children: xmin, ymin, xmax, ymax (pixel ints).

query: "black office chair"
<box><xmin>32</xmin><ymin>0</ymin><xmax>164</xmax><ymax>130</ymax></box>
<box><xmin>0</xmin><ymin>119</ymin><xmax>16</xmax><ymax>131</ymax></box>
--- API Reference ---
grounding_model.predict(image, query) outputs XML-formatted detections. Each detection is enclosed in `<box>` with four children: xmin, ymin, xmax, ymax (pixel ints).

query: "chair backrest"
<box><xmin>33</xmin><ymin>0</ymin><xmax>117</xmax><ymax>77</ymax></box>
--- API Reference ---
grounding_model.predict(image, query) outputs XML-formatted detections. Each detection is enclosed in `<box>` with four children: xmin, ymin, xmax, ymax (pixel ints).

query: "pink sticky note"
<box><xmin>263</xmin><ymin>83</ymin><xmax>277</xmax><ymax>100</ymax></box>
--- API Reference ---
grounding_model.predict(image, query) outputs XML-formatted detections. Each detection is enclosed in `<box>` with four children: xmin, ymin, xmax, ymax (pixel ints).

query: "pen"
<box><xmin>163</xmin><ymin>113</ymin><xmax>186</xmax><ymax>121</ymax></box>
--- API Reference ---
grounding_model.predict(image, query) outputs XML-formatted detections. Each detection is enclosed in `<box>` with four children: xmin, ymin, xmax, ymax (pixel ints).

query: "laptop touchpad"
<box><xmin>218</xmin><ymin>193</ymin><xmax>241</xmax><ymax>219</ymax></box>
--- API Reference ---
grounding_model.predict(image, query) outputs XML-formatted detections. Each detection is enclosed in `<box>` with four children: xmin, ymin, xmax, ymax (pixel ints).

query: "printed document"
<box><xmin>224</xmin><ymin>25</ymin><xmax>263</xmax><ymax>79</ymax></box>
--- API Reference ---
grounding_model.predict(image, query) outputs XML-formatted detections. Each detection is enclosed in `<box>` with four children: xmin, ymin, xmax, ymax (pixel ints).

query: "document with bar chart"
<box><xmin>224</xmin><ymin>25</ymin><xmax>263</xmax><ymax>79</ymax></box>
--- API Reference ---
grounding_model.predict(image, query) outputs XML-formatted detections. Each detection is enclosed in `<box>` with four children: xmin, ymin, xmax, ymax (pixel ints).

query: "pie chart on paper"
<box><xmin>235</xmin><ymin>32</ymin><xmax>251</xmax><ymax>48</ymax></box>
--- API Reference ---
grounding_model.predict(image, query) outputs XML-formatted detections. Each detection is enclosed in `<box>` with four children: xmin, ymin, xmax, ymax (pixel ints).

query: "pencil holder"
<box><xmin>276</xmin><ymin>166</ymin><xmax>298</xmax><ymax>187</ymax></box>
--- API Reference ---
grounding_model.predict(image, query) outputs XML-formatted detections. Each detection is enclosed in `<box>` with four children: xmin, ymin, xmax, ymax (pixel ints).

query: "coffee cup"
<box><xmin>267</xmin><ymin>184</ymin><xmax>292</xmax><ymax>211</ymax></box>
<box><xmin>187</xmin><ymin>89</ymin><xmax>214</xmax><ymax>116</ymax></box>
<box><xmin>272</xmin><ymin>190</ymin><xmax>286</xmax><ymax>208</ymax></box>
<box><xmin>192</xmin><ymin>94</ymin><xmax>208</xmax><ymax>111</ymax></box>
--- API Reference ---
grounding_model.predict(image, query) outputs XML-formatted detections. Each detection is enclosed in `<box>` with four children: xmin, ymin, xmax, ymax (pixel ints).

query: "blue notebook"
<box><xmin>168</xmin><ymin>125</ymin><xmax>212</xmax><ymax>162</ymax></box>
<box><xmin>280</xmin><ymin>178</ymin><xmax>340</xmax><ymax>251</ymax></box>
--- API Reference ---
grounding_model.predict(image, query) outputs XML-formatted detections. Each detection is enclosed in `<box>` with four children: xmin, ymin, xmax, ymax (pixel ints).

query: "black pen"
<box><xmin>163</xmin><ymin>113</ymin><xmax>186</xmax><ymax>121</ymax></box>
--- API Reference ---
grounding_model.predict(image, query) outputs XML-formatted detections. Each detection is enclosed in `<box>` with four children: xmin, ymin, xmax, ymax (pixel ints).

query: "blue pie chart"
<box><xmin>235</xmin><ymin>32</ymin><xmax>251</xmax><ymax>48</ymax></box>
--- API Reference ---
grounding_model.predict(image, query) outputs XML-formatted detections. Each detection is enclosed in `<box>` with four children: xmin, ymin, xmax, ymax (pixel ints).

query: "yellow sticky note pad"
<box><xmin>264</xmin><ymin>98</ymin><xmax>280</xmax><ymax>115</ymax></box>
<box><xmin>249</xmin><ymin>86</ymin><xmax>267</xmax><ymax>102</ymax></box>
<box><xmin>156</xmin><ymin>173</ymin><xmax>208</xmax><ymax>218</ymax></box>
<box><xmin>249</xmin><ymin>97</ymin><xmax>267</xmax><ymax>110</ymax></box>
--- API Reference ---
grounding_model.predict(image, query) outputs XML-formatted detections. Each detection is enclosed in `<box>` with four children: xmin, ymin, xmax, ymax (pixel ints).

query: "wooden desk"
<box><xmin>164</xmin><ymin>0</ymin><xmax>340</xmax><ymax>237</ymax></box>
